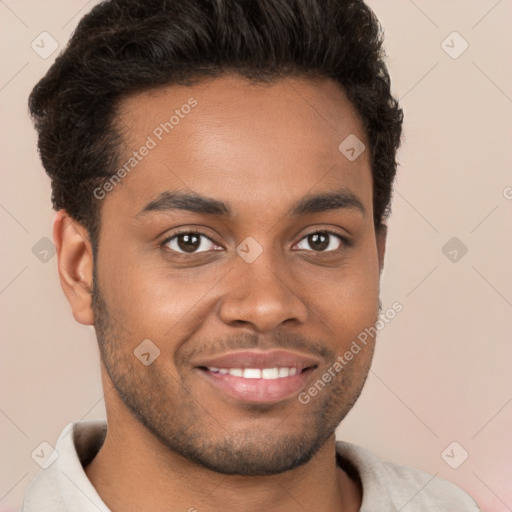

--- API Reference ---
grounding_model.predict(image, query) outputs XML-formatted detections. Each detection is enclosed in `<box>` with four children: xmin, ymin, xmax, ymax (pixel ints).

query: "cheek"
<box><xmin>99</xmin><ymin>248</ymin><xmax>223</xmax><ymax>344</ymax></box>
<box><xmin>96</xmin><ymin>228</ymin><xmax>381</xmax><ymax>352</ymax></box>
<box><xmin>301</xmin><ymin>250</ymin><xmax>381</xmax><ymax>342</ymax></box>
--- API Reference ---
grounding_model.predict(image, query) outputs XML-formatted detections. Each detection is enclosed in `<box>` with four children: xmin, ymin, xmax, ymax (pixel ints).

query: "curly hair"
<box><xmin>29</xmin><ymin>0</ymin><xmax>403</xmax><ymax>249</ymax></box>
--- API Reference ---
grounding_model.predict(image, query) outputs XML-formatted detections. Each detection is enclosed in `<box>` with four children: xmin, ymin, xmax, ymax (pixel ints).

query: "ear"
<box><xmin>375</xmin><ymin>224</ymin><xmax>387</xmax><ymax>274</ymax></box>
<box><xmin>53</xmin><ymin>210</ymin><xmax>95</xmax><ymax>325</ymax></box>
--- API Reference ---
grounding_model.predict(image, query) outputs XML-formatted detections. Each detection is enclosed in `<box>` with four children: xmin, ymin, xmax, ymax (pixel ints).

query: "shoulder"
<box><xmin>22</xmin><ymin>462</ymin><xmax>66</xmax><ymax>512</ymax></box>
<box><xmin>23</xmin><ymin>420</ymin><xmax>109</xmax><ymax>512</ymax></box>
<box><xmin>335</xmin><ymin>441</ymin><xmax>481</xmax><ymax>511</ymax></box>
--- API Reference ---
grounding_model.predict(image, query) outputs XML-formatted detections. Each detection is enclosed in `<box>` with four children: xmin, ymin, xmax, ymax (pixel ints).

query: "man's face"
<box><xmin>91</xmin><ymin>75</ymin><xmax>384</xmax><ymax>475</ymax></box>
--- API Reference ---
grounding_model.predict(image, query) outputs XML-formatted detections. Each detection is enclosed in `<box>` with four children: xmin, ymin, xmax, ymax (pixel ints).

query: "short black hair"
<box><xmin>29</xmin><ymin>0</ymin><xmax>403</xmax><ymax>248</ymax></box>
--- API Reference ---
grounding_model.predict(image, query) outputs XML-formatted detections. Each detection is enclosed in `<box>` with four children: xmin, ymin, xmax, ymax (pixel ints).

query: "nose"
<box><xmin>218</xmin><ymin>253</ymin><xmax>308</xmax><ymax>333</ymax></box>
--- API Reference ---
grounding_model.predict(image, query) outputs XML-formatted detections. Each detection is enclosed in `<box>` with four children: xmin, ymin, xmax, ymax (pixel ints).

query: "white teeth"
<box><xmin>243</xmin><ymin>368</ymin><xmax>261</xmax><ymax>379</ymax></box>
<box><xmin>262</xmin><ymin>368</ymin><xmax>279</xmax><ymax>379</ymax></box>
<box><xmin>207</xmin><ymin>367</ymin><xmax>301</xmax><ymax>379</ymax></box>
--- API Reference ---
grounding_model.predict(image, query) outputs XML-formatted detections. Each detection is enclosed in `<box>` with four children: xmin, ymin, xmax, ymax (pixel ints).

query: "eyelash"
<box><xmin>161</xmin><ymin>228</ymin><xmax>350</xmax><ymax>255</ymax></box>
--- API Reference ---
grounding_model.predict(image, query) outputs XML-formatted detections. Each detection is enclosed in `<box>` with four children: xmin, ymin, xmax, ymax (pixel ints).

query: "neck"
<box><xmin>85</xmin><ymin>410</ymin><xmax>361</xmax><ymax>512</ymax></box>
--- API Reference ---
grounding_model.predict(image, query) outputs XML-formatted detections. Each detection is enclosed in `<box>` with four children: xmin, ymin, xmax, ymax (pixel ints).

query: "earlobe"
<box><xmin>53</xmin><ymin>210</ymin><xmax>95</xmax><ymax>325</ymax></box>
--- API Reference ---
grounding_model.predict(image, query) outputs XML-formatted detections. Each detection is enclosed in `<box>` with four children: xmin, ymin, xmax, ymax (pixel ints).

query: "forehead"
<box><xmin>105</xmin><ymin>74</ymin><xmax>372</xmax><ymax>219</ymax></box>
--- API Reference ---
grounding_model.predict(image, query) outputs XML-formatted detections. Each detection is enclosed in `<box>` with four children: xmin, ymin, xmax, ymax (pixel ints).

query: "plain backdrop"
<box><xmin>1</xmin><ymin>1</ymin><xmax>511</xmax><ymax>511</ymax></box>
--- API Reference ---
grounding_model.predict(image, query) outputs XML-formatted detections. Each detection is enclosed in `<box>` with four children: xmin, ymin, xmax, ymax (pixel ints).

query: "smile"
<box><xmin>193</xmin><ymin>350</ymin><xmax>320</xmax><ymax>404</ymax></box>
<box><xmin>206</xmin><ymin>367</ymin><xmax>301</xmax><ymax>379</ymax></box>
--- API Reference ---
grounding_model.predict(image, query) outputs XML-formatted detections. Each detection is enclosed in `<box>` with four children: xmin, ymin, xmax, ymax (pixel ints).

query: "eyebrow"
<box><xmin>137</xmin><ymin>189</ymin><xmax>365</xmax><ymax>218</ymax></box>
<box><xmin>291</xmin><ymin>190</ymin><xmax>366</xmax><ymax>216</ymax></box>
<box><xmin>138</xmin><ymin>191</ymin><xmax>231</xmax><ymax>217</ymax></box>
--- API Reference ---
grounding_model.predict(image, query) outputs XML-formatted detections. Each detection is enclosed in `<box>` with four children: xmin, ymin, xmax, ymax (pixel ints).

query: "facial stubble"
<box><xmin>91</xmin><ymin>268</ymin><xmax>375</xmax><ymax>476</ymax></box>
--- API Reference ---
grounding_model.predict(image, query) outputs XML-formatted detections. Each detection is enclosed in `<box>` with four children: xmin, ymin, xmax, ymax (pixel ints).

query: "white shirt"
<box><xmin>23</xmin><ymin>420</ymin><xmax>481</xmax><ymax>511</ymax></box>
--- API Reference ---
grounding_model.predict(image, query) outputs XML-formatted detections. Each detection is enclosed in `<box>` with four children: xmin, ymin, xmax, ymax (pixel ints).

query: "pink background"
<box><xmin>1</xmin><ymin>1</ymin><xmax>511</xmax><ymax>510</ymax></box>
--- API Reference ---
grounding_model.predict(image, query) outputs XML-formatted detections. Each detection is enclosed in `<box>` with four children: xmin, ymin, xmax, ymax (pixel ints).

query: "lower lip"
<box><xmin>197</xmin><ymin>368</ymin><xmax>316</xmax><ymax>404</ymax></box>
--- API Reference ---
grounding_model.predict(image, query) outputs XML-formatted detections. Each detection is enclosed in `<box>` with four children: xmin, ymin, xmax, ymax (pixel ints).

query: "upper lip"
<box><xmin>193</xmin><ymin>349</ymin><xmax>321</xmax><ymax>370</ymax></box>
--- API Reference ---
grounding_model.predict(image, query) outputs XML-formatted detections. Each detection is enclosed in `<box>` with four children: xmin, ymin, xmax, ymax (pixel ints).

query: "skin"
<box><xmin>55</xmin><ymin>74</ymin><xmax>386</xmax><ymax>512</ymax></box>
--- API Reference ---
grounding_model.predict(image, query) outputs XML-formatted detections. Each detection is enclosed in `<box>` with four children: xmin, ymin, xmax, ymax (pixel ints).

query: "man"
<box><xmin>24</xmin><ymin>0</ymin><xmax>480</xmax><ymax>510</ymax></box>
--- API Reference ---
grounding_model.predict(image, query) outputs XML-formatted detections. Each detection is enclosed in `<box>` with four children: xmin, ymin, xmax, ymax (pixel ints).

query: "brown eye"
<box><xmin>295</xmin><ymin>232</ymin><xmax>343</xmax><ymax>252</ymax></box>
<box><xmin>164</xmin><ymin>232</ymin><xmax>218</xmax><ymax>254</ymax></box>
<box><xmin>177</xmin><ymin>233</ymin><xmax>201</xmax><ymax>252</ymax></box>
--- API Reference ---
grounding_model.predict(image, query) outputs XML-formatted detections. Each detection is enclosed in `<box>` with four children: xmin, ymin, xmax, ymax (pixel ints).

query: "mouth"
<box><xmin>194</xmin><ymin>350</ymin><xmax>320</xmax><ymax>404</ymax></box>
